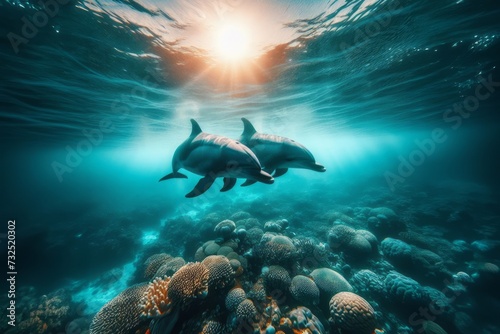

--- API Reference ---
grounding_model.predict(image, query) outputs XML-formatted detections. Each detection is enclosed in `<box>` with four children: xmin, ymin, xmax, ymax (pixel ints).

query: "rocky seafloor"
<box><xmin>2</xmin><ymin>181</ymin><xmax>499</xmax><ymax>334</ymax></box>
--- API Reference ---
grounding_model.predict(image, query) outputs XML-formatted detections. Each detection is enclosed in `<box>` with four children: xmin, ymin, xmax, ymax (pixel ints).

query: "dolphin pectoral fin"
<box><xmin>220</xmin><ymin>177</ymin><xmax>237</xmax><ymax>192</ymax></box>
<box><xmin>313</xmin><ymin>163</ymin><xmax>326</xmax><ymax>172</ymax></box>
<box><xmin>185</xmin><ymin>175</ymin><xmax>216</xmax><ymax>198</ymax></box>
<box><xmin>273</xmin><ymin>168</ymin><xmax>288</xmax><ymax>177</ymax></box>
<box><xmin>159</xmin><ymin>172</ymin><xmax>188</xmax><ymax>182</ymax></box>
<box><xmin>241</xmin><ymin>179</ymin><xmax>257</xmax><ymax>187</ymax></box>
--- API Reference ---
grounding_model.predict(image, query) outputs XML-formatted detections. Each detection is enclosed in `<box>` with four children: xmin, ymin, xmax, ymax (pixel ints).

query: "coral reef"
<box><xmin>83</xmin><ymin>198</ymin><xmax>497</xmax><ymax>334</ymax></box>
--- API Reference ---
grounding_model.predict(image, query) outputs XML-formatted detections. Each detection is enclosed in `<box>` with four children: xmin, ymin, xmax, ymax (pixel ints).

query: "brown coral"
<box><xmin>329</xmin><ymin>292</ymin><xmax>376</xmax><ymax>334</ymax></box>
<box><xmin>140</xmin><ymin>276</ymin><xmax>172</xmax><ymax>318</ymax></box>
<box><xmin>167</xmin><ymin>262</ymin><xmax>209</xmax><ymax>309</ymax></box>
<box><xmin>202</xmin><ymin>255</ymin><xmax>235</xmax><ymax>292</ymax></box>
<box><xmin>90</xmin><ymin>283</ymin><xmax>149</xmax><ymax>334</ymax></box>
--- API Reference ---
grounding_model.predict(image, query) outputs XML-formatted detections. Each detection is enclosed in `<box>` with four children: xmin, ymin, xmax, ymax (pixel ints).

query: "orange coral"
<box><xmin>140</xmin><ymin>276</ymin><xmax>172</xmax><ymax>318</ymax></box>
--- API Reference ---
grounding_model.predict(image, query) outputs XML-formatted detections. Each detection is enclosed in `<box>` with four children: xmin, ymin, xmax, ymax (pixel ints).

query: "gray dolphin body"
<box><xmin>239</xmin><ymin>118</ymin><xmax>325</xmax><ymax>186</ymax></box>
<box><xmin>160</xmin><ymin>119</ymin><xmax>274</xmax><ymax>198</ymax></box>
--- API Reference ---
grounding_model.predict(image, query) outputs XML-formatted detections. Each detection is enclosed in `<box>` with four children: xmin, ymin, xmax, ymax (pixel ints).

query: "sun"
<box><xmin>213</xmin><ymin>22</ymin><xmax>251</xmax><ymax>63</ymax></box>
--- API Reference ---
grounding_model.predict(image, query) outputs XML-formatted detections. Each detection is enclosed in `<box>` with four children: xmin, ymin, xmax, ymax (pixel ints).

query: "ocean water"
<box><xmin>1</xmin><ymin>0</ymin><xmax>500</xmax><ymax>333</ymax></box>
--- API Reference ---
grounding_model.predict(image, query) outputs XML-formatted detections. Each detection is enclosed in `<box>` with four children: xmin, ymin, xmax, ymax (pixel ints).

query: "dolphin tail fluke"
<box><xmin>220</xmin><ymin>177</ymin><xmax>237</xmax><ymax>192</ymax></box>
<box><xmin>241</xmin><ymin>179</ymin><xmax>257</xmax><ymax>187</ymax></box>
<box><xmin>185</xmin><ymin>175</ymin><xmax>216</xmax><ymax>198</ymax></box>
<box><xmin>241</xmin><ymin>117</ymin><xmax>257</xmax><ymax>137</ymax></box>
<box><xmin>159</xmin><ymin>172</ymin><xmax>188</xmax><ymax>182</ymax></box>
<box><xmin>273</xmin><ymin>168</ymin><xmax>288</xmax><ymax>177</ymax></box>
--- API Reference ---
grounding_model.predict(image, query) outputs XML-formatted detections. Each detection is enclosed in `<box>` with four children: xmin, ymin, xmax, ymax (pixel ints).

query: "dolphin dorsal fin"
<box><xmin>241</xmin><ymin>118</ymin><xmax>257</xmax><ymax>137</ymax></box>
<box><xmin>190</xmin><ymin>119</ymin><xmax>202</xmax><ymax>136</ymax></box>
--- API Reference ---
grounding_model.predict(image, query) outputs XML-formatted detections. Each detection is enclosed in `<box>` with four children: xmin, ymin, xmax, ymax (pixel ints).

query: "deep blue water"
<box><xmin>1</xmin><ymin>0</ymin><xmax>500</xmax><ymax>333</ymax></box>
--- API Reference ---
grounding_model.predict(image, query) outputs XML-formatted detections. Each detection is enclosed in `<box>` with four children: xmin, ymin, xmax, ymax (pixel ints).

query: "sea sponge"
<box><xmin>144</xmin><ymin>253</ymin><xmax>172</xmax><ymax>279</ymax></box>
<box><xmin>140</xmin><ymin>277</ymin><xmax>172</xmax><ymax>318</ymax></box>
<box><xmin>167</xmin><ymin>262</ymin><xmax>209</xmax><ymax>309</ymax></box>
<box><xmin>202</xmin><ymin>255</ymin><xmax>235</xmax><ymax>292</ymax></box>
<box><xmin>256</xmin><ymin>235</ymin><xmax>297</xmax><ymax>265</ymax></box>
<box><xmin>262</xmin><ymin>265</ymin><xmax>292</xmax><ymax>293</ymax></box>
<box><xmin>310</xmin><ymin>268</ymin><xmax>353</xmax><ymax>301</ymax></box>
<box><xmin>225</xmin><ymin>287</ymin><xmax>247</xmax><ymax>312</ymax></box>
<box><xmin>384</xmin><ymin>271</ymin><xmax>424</xmax><ymax>305</ymax></box>
<box><xmin>153</xmin><ymin>257</ymin><xmax>186</xmax><ymax>278</ymax></box>
<box><xmin>287</xmin><ymin>307</ymin><xmax>325</xmax><ymax>334</ymax></box>
<box><xmin>236</xmin><ymin>299</ymin><xmax>257</xmax><ymax>321</ymax></box>
<box><xmin>90</xmin><ymin>283</ymin><xmax>149</xmax><ymax>334</ymax></box>
<box><xmin>214</xmin><ymin>219</ymin><xmax>236</xmax><ymax>239</ymax></box>
<box><xmin>289</xmin><ymin>275</ymin><xmax>320</xmax><ymax>306</ymax></box>
<box><xmin>329</xmin><ymin>291</ymin><xmax>377</xmax><ymax>334</ymax></box>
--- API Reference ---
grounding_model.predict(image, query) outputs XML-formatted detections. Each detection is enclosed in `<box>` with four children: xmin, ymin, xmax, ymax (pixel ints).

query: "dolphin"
<box><xmin>238</xmin><ymin>118</ymin><xmax>326</xmax><ymax>186</ymax></box>
<box><xmin>160</xmin><ymin>119</ymin><xmax>274</xmax><ymax>198</ymax></box>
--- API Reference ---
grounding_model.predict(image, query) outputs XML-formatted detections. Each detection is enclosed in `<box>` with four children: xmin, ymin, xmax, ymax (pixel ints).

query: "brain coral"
<box><xmin>289</xmin><ymin>275</ymin><xmax>320</xmax><ymax>306</ymax></box>
<box><xmin>310</xmin><ymin>268</ymin><xmax>353</xmax><ymax>301</ymax></box>
<box><xmin>384</xmin><ymin>271</ymin><xmax>424</xmax><ymax>305</ymax></box>
<box><xmin>263</xmin><ymin>265</ymin><xmax>292</xmax><ymax>293</ymax></box>
<box><xmin>167</xmin><ymin>262</ymin><xmax>209</xmax><ymax>309</ymax></box>
<box><xmin>256</xmin><ymin>235</ymin><xmax>297</xmax><ymax>265</ymax></box>
<box><xmin>350</xmin><ymin>270</ymin><xmax>385</xmax><ymax>297</ymax></box>
<box><xmin>329</xmin><ymin>292</ymin><xmax>377</xmax><ymax>334</ymax></box>
<box><xmin>90</xmin><ymin>283</ymin><xmax>149</xmax><ymax>334</ymax></box>
<box><xmin>225</xmin><ymin>287</ymin><xmax>247</xmax><ymax>312</ymax></box>
<box><xmin>140</xmin><ymin>277</ymin><xmax>172</xmax><ymax>318</ymax></box>
<box><xmin>288</xmin><ymin>307</ymin><xmax>325</xmax><ymax>334</ymax></box>
<box><xmin>201</xmin><ymin>255</ymin><xmax>235</xmax><ymax>292</ymax></box>
<box><xmin>144</xmin><ymin>253</ymin><xmax>172</xmax><ymax>279</ymax></box>
<box><xmin>236</xmin><ymin>299</ymin><xmax>257</xmax><ymax>321</ymax></box>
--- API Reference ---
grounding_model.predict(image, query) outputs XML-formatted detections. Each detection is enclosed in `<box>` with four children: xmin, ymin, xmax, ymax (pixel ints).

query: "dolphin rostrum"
<box><xmin>239</xmin><ymin>117</ymin><xmax>326</xmax><ymax>186</ymax></box>
<box><xmin>160</xmin><ymin>119</ymin><xmax>274</xmax><ymax>198</ymax></box>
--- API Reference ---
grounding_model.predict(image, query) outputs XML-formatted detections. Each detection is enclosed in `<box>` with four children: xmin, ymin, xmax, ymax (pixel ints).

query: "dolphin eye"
<box><xmin>235</xmin><ymin>141</ymin><xmax>240</xmax><ymax>144</ymax></box>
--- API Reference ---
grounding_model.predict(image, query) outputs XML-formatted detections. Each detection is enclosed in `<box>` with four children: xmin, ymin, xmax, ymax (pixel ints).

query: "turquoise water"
<box><xmin>1</xmin><ymin>0</ymin><xmax>500</xmax><ymax>333</ymax></box>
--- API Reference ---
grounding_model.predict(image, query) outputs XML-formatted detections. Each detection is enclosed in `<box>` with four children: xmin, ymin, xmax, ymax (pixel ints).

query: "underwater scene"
<box><xmin>1</xmin><ymin>0</ymin><xmax>500</xmax><ymax>333</ymax></box>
